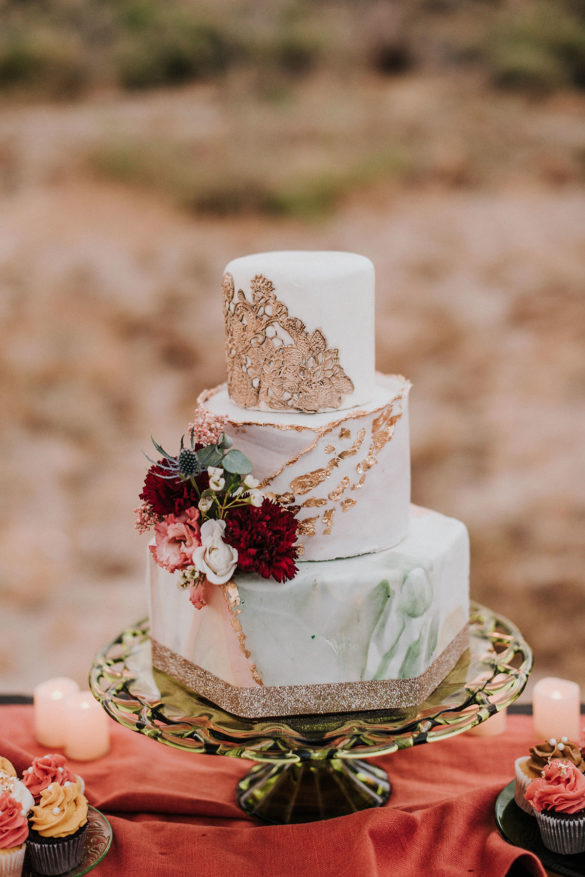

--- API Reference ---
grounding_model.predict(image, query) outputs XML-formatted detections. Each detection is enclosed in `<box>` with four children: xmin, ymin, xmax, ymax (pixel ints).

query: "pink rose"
<box><xmin>150</xmin><ymin>508</ymin><xmax>201</xmax><ymax>573</ymax></box>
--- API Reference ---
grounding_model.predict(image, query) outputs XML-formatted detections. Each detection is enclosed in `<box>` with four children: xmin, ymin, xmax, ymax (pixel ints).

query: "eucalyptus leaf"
<box><xmin>222</xmin><ymin>448</ymin><xmax>253</xmax><ymax>474</ymax></box>
<box><xmin>196</xmin><ymin>446</ymin><xmax>223</xmax><ymax>468</ymax></box>
<box><xmin>219</xmin><ymin>433</ymin><xmax>233</xmax><ymax>449</ymax></box>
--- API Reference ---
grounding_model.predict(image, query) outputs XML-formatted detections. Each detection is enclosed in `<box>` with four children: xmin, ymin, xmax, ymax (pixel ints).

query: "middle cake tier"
<box><xmin>200</xmin><ymin>372</ymin><xmax>411</xmax><ymax>561</ymax></box>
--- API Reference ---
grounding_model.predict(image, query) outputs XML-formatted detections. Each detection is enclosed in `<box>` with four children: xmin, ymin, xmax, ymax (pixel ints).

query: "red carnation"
<box><xmin>140</xmin><ymin>460</ymin><xmax>207</xmax><ymax>518</ymax></box>
<box><xmin>224</xmin><ymin>499</ymin><xmax>299</xmax><ymax>582</ymax></box>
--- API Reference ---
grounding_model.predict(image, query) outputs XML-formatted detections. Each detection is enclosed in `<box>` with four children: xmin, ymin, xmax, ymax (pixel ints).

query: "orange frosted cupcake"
<box><xmin>27</xmin><ymin>782</ymin><xmax>88</xmax><ymax>876</ymax></box>
<box><xmin>0</xmin><ymin>790</ymin><xmax>29</xmax><ymax>877</ymax></box>
<box><xmin>0</xmin><ymin>762</ymin><xmax>15</xmax><ymax>780</ymax></box>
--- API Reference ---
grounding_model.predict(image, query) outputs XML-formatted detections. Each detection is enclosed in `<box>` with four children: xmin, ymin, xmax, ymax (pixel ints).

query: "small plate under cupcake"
<box><xmin>496</xmin><ymin>782</ymin><xmax>585</xmax><ymax>877</ymax></box>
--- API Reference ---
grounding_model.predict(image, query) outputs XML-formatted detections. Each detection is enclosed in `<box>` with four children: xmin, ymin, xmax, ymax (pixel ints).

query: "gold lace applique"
<box><xmin>223</xmin><ymin>272</ymin><xmax>354</xmax><ymax>413</ymax></box>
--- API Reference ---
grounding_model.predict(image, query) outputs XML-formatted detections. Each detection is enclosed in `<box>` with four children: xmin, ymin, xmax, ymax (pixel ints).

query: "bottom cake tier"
<box><xmin>148</xmin><ymin>504</ymin><xmax>470</xmax><ymax>717</ymax></box>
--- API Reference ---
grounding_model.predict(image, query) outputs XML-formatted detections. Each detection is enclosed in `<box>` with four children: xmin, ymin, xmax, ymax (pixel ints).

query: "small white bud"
<box><xmin>244</xmin><ymin>475</ymin><xmax>259</xmax><ymax>489</ymax></box>
<box><xmin>198</xmin><ymin>495</ymin><xmax>213</xmax><ymax>513</ymax></box>
<box><xmin>249</xmin><ymin>490</ymin><xmax>263</xmax><ymax>507</ymax></box>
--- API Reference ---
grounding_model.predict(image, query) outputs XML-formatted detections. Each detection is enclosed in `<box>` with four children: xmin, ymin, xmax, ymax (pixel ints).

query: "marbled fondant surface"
<box><xmin>148</xmin><ymin>505</ymin><xmax>469</xmax><ymax>688</ymax></box>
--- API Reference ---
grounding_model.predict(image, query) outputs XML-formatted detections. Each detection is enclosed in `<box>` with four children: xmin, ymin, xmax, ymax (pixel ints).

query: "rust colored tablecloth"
<box><xmin>0</xmin><ymin>705</ymin><xmax>550</xmax><ymax>876</ymax></box>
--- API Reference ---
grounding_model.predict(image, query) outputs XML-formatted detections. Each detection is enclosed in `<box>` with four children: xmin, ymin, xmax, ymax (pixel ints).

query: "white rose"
<box><xmin>207</xmin><ymin>466</ymin><xmax>225</xmax><ymax>491</ymax></box>
<box><xmin>192</xmin><ymin>518</ymin><xmax>237</xmax><ymax>585</ymax></box>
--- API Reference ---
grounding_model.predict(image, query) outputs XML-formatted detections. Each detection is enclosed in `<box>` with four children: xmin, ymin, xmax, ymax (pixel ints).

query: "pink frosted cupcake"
<box><xmin>27</xmin><ymin>782</ymin><xmax>88</xmax><ymax>876</ymax></box>
<box><xmin>21</xmin><ymin>755</ymin><xmax>83</xmax><ymax>805</ymax></box>
<box><xmin>526</xmin><ymin>760</ymin><xmax>585</xmax><ymax>855</ymax></box>
<box><xmin>514</xmin><ymin>737</ymin><xmax>585</xmax><ymax>813</ymax></box>
<box><xmin>0</xmin><ymin>760</ymin><xmax>32</xmax><ymax>820</ymax></box>
<box><xmin>0</xmin><ymin>791</ymin><xmax>29</xmax><ymax>877</ymax></box>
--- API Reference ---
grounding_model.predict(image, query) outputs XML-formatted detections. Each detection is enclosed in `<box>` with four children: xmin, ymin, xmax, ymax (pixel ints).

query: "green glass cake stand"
<box><xmin>89</xmin><ymin>601</ymin><xmax>532</xmax><ymax>825</ymax></box>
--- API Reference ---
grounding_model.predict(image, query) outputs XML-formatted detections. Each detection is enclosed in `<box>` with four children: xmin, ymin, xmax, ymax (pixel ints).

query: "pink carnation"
<box><xmin>150</xmin><ymin>508</ymin><xmax>201</xmax><ymax>573</ymax></box>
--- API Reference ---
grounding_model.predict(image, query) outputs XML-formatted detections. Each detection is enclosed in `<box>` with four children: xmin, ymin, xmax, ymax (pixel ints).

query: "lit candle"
<box><xmin>64</xmin><ymin>691</ymin><xmax>110</xmax><ymax>761</ymax></box>
<box><xmin>468</xmin><ymin>708</ymin><xmax>507</xmax><ymax>737</ymax></box>
<box><xmin>533</xmin><ymin>677</ymin><xmax>581</xmax><ymax>741</ymax></box>
<box><xmin>34</xmin><ymin>677</ymin><xmax>80</xmax><ymax>747</ymax></box>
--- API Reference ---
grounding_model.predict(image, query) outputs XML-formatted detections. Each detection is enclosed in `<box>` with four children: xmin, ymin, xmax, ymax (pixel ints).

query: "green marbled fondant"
<box><xmin>234</xmin><ymin>508</ymin><xmax>469</xmax><ymax>687</ymax></box>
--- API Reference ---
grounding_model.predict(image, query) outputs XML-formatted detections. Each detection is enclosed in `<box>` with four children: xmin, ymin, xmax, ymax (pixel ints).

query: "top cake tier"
<box><xmin>222</xmin><ymin>251</ymin><xmax>376</xmax><ymax>413</ymax></box>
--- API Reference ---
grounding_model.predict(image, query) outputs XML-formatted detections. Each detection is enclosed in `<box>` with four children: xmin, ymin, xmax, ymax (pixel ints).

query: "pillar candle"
<box><xmin>64</xmin><ymin>691</ymin><xmax>110</xmax><ymax>761</ymax></box>
<box><xmin>468</xmin><ymin>708</ymin><xmax>507</xmax><ymax>737</ymax></box>
<box><xmin>533</xmin><ymin>677</ymin><xmax>581</xmax><ymax>741</ymax></box>
<box><xmin>34</xmin><ymin>677</ymin><xmax>80</xmax><ymax>747</ymax></box>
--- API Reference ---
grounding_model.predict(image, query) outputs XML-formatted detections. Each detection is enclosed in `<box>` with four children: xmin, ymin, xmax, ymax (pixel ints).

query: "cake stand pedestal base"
<box><xmin>237</xmin><ymin>758</ymin><xmax>391</xmax><ymax>824</ymax></box>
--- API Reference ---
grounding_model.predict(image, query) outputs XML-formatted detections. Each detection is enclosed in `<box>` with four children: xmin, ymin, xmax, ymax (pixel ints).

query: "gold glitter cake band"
<box><xmin>151</xmin><ymin>624</ymin><xmax>470</xmax><ymax>718</ymax></box>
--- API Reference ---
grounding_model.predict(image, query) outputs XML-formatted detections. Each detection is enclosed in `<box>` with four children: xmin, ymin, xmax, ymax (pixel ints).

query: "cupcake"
<box><xmin>27</xmin><ymin>782</ymin><xmax>88</xmax><ymax>876</ymax></box>
<box><xmin>0</xmin><ymin>762</ymin><xmax>15</xmax><ymax>780</ymax></box>
<box><xmin>0</xmin><ymin>790</ymin><xmax>29</xmax><ymax>877</ymax></box>
<box><xmin>526</xmin><ymin>760</ymin><xmax>585</xmax><ymax>855</ymax></box>
<box><xmin>0</xmin><ymin>777</ymin><xmax>33</xmax><ymax>820</ymax></box>
<box><xmin>514</xmin><ymin>737</ymin><xmax>585</xmax><ymax>813</ymax></box>
<box><xmin>21</xmin><ymin>755</ymin><xmax>83</xmax><ymax>804</ymax></box>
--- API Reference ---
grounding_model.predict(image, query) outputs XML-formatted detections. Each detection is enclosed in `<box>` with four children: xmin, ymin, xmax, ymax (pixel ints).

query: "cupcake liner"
<box><xmin>514</xmin><ymin>757</ymin><xmax>536</xmax><ymax>815</ymax></box>
<box><xmin>0</xmin><ymin>845</ymin><xmax>26</xmax><ymax>877</ymax></box>
<box><xmin>536</xmin><ymin>810</ymin><xmax>585</xmax><ymax>855</ymax></box>
<box><xmin>26</xmin><ymin>824</ymin><xmax>87</xmax><ymax>876</ymax></box>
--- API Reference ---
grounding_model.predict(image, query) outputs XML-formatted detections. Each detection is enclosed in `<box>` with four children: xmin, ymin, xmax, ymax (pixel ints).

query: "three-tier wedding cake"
<box><xmin>142</xmin><ymin>251</ymin><xmax>470</xmax><ymax>717</ymax></box>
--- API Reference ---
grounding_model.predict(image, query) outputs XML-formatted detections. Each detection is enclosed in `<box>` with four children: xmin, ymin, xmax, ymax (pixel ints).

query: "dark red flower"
<box><xmin>140</xmin><ymin>460</ymin><xmax>207</xmax><ymax>518</ymax></box>
<box><xmin>224</xmin><ymin>499</ymin><xmax>299</xmax><ymax>582</ymax></box>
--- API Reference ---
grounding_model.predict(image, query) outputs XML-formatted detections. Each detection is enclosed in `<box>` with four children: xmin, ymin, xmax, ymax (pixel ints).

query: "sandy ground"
<box><xmin>1</xmin><ymin>78</ymin><xmax>584</xmax><ymax>703</ymax></box>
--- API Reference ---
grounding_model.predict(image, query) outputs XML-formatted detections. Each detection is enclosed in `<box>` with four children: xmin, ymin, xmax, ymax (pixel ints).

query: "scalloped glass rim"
<box><xmin>89</xmin><ymin>601</ymin><xmax>532</xmax><ymax>763</ymax></box>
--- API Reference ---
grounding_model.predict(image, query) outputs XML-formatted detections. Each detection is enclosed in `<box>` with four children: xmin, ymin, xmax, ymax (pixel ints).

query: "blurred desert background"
<box><xmin>1</xmin><ymin>0</ymin><xmax>584</xmax><ymax>702</ymax></box>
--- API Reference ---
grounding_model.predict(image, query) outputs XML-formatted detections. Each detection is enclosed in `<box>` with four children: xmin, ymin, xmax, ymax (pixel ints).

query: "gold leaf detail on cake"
<box><xmin>338</xmin><ymin>427</ymin><xmax>366</xmax><ymax>459</ymax></box>
<box><xmin>340</xmin><ymin>498</ymin><xmax>357</xmax><ymax>512</ymax></box>
<box><xmin>301</xmin><ymin>497</ymin><xmax>328</xmax><ymax>508</ymax></box>
<box><xmin>338</xmin><ymin>427</ymin><xmax>351</xmax><ymax>439</ymax></box>
<box><xmin>372</xmin><ymin>410</ymin><xmax>401</xmax><ymax>452</ymax></box>
<box><xmin>221</xmin><ymin>582</ymin><xmax>263</xmax><ymax>686</ymax></box>
<box><xmin>273</xmin><ymin>491</ymin><xmax>295</xmax><ymax>505</ymax></box>
<box><xmin>324</xmin><ymin>444</ymin><xmax>336</xmax><ymax>454</ymax></box>
<box><xmin>322</xmin><ymin>508</ymin><xmax>335</xmax><ymax>534</ymax></box>
<box><xmin>328</xmin><ymin>476</ymin><xmax>350</xmax><ymax>502</ymax></box>
<box><xmin>223</xmin><ymin>271</ymin><xmax>354</xmax><ymax>412</ymax></box>
<box><xmin>297</xmin><ymin>517</ymin><xmax>318</xmax><ymax>537</ymax></box>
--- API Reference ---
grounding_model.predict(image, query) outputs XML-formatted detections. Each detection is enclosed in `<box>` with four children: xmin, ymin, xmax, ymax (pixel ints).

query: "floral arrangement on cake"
<box><xmin>136</xmin><ymin>407</ymin><xmax>299</xmax><ymax>608</ymax></box>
